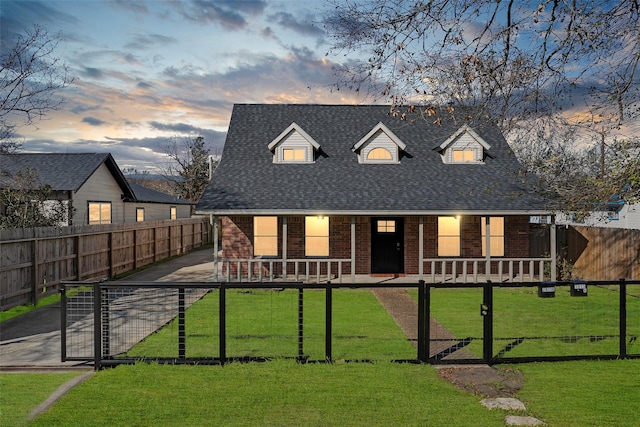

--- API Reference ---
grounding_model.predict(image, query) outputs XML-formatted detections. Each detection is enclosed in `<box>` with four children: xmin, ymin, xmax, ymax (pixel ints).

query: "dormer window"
<box><xmin>437</xmin><ymin>125</ymin><xmax>491</xmax><ymax>164</ymax></box>
<box><xmin>367</xmin><ymin>147</ymin><xmax>393</xmax><ymax>160</ymax></box>
<box><xmin>268</xmin><ymin>122</ymin><xmax>320</xmax><ymax>164</ymax></box>
<box><xmin>353</xmin><ymin>122</ymin><xmax>406</xmax><ymax>164</ymax></box>
<box><xmin>453</xmin><ymin>149</ymin><xmax>476</xmax><ymax>162</ymax></box>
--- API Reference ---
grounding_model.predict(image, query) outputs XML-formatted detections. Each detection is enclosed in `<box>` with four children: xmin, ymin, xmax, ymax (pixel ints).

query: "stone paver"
<box><xmin>481</xmin><ymin>397</ymin><xmax>527</xmax><ymax>411</ymax></box>
<box><xmin>505</xmin><ymin>415</ymin><xmax>546</xmax><ymax>426</ymax></box>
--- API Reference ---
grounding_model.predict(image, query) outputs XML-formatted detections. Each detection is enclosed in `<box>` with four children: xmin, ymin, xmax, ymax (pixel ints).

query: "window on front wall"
<box><xmin>305</xmin><ymin>216</ymin><xmax>329</xmax><ymax>256</ymax></box>
<box><xmin>88</xmin><ymin>202</ymin><xmax>111</xmax><ymax>225</ymax></box>
<box><xmin>438</xmin><ymin>216</ymin><xmax>460</xmax><ymax>256</ymax></box>
<box><xmin>254</xmin><ymin>216</ymin><xmax>278</xmax><ymax>256</ymax></box>
<box><xmin>170</xmin><ymin>206</ymin><xmax>177</xmax><ymax>220</ymax></box>
<box><xmin>136</xmin><ymin>208</ymin><xmax>145</xmax><ymax>222</ymax></box>
<box><xmin>481</xmin><ymin>217</ymin><xmax>505</xmax><ymax>256</ymax></box>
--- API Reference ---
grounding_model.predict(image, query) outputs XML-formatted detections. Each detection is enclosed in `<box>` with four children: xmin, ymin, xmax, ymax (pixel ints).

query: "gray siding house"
<box><xmin>0</xmin><ymin>153</ymin><xmax>192</xmax><ymax>225</ymax></box>
<box><xmin>196</xmin><ymin>104</ymin><xmax>556</xmax><ymax>282</ymax></box>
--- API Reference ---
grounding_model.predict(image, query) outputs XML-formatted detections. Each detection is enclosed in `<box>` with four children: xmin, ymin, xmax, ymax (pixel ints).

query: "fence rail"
<box><xmin>1</xmin><ymin>218</ymin><xmax>212</xmax><ymax>310</ymax></box>
<box><xmin>61</xmin><ymin>279</ymin><xmax>639</xmax><ymax>370</ymax></box>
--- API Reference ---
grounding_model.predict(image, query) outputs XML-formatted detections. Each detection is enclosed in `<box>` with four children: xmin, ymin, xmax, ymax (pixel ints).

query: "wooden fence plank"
<box><xmin>0</xmin><ymin>217</ymin><xmax>212</xmax><ymax>310</ymax></box>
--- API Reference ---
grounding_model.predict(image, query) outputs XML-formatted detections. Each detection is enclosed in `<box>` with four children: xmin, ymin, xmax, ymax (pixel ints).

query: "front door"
<box><xmin>371</xmin><ymin>218</ymin><xmax>404</xmax><ymax>274</ymax></box>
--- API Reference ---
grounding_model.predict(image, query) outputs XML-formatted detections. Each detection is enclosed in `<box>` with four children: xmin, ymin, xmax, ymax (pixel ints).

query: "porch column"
<box><xmin>485</xmin><ymin>216</ymin><xmax>491</xmax><ymax>282</ymax></box>
<box><xmin>282</xmin><ymin>217</ymin><xmax>288</xmax><ymax>279</ymax></box>
<box><xmin>418</xmin><ymin>216</ymin><xmax>424</xmax><ymax>279</ymax></box>
<box><xmin>550</xmin><ymin>217</ymin><xmax>557</xmax><ymax>282</ymax></box>
<box><xmin>351</xmin><ymin>216</ymin><xmax>356</xmax><ymax>283</ymax></box>
<box><xmin>212</xmin><ymin>215</ymin><xmax>219</xmax><ymax>280</ymax></box>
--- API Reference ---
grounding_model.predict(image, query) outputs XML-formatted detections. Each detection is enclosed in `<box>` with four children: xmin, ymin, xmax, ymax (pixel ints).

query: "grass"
<box><xmin>0</xmin><ymin>372</ymin><xmax>84</xmax><ymax>426</ymax></box>
<box><xmin>127</xmin><ymin>288</ymin><xmax>417</xmax><ymax>361</ymax></box>
<box><xmin>24</xmin><ymin>361</ymin><xmax>506</xmax><ymax>427</ymax></box>
<box><xmin>0</xmin><ymin>294</ymin><xmax>62</xmax><ymax>323</ymax></box>
<box><xmin>515</xmin><ymin>359</ymin><xmax>640</xmax><ymax>426</ymax></box>
<box><xmin>409</xmin><ymin>284</ymin><xmax>640</xmax><ymax>359</ymax></box>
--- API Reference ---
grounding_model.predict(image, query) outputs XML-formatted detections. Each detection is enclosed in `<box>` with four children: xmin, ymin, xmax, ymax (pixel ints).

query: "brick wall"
<box><xmin>221</xmin><ymin>214</ymin><xmax>533</xmax><ymax>276</ymax></box>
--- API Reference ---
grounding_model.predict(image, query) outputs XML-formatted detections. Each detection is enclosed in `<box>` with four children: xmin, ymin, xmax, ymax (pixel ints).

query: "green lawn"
<box><xmin>22</xmin><ymin>362</ymin><xmax>506</xmax><ymax>427</ymax></box>
<box><xmin>0</xmin><ymin>372</ymin><xmax>84</xmax><ymax>426</ymax></box>
<box><xmin>127</xmin><ymin>288</ymin><xmax>417</xmax><ymax>362</ymax></box>
<box><xmin>5</xmin><ymin>360</ymin><xmax>639</xmax><ymax>426</ymax></box>
<box><xmin>410</xmin><ymin>284</ymin><xmax>640</xmax><ymax>359</ymax></box>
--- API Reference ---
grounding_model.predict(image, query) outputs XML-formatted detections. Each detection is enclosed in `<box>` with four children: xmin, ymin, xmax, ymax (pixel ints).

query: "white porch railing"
<box><xmin>420</xmin><ymin>258</ymin><xmax>554</xmax><ymax>283</ymax></box>
<box><xmin>217</xmin><ymin>258</ymin><xmax>352</xmax><ymax>283</ymax></box>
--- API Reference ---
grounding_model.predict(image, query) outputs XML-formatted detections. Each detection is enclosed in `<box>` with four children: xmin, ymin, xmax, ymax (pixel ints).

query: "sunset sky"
<box><xmin>1</xmin><ymin>0</ymin><xmax>362</xmax><ymax>171</ymax></box>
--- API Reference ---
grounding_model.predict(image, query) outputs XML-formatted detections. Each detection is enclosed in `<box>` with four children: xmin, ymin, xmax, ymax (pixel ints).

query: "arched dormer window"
<box><xmin>367</xmin><ymin>147</ymin><xmax>392</xmax><ymax>160</ymax></box>
<box><xmin>352</xmin><ymin>122</ymin><xmax>406</xmax><ymax>164</ymax></box>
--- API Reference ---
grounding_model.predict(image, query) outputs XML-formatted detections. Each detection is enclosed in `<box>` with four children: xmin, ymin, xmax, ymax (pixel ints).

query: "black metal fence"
<box><xmin>61</xmin><ymin>279</ymin><xmax>640</xmax><ymax>370</ymax></box>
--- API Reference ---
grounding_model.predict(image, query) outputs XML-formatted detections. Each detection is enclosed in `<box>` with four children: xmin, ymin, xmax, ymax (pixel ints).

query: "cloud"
<box><xmin>169</xmin><ymin>0</ymin><xmax>267</xmax><ymax>30</ymax></box>
<box><xmin>267</xmin><ymin>11</ymin><xmax>325</xmax><ymax>38</ymax></box>
<box><xmin>0</xmin><ymin>1</ymin><xmax>78</xmax><ymax>39</ymax></box>
<box><xmin>81</xmin><ymin>67</ymin><xmax>105</xmax><ymax>79</ymax></box>
<box><xmin>124</xmin><ymin>33</ymin><xmax>178</xmax><ymax>50</ymax></box>
<box><xmin>82</xmin><ymin>117</ymin><xmax>107</xmax><ymax>126</ymax></box>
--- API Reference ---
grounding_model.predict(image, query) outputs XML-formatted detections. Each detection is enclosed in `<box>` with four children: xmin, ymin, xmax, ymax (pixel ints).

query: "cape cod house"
<box><xmin>196</xmin><ymin>104</ymin><xmax>557</xmax><ymax>283</ymax></box>
<box><xmin>0</xmin><ymin>153</ymin><xmax>192</xmax><ymax>226</ymax></box>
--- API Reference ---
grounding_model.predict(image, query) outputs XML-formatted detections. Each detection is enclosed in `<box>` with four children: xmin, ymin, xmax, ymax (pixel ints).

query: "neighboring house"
<box><xmin>0</xmin><ymin>153</ymin><xmax>192</xmax><ymax>225</ymax></box>
<box><xmin>557</xmin><ymin>200</ymin><xmax>640</xmax><ymax>230</ymax></box>
<box><xmin>127</xmin><ymin>182</ymin><xmax>192</xmax><ymax>222</ymax></box>
<box><xmin>196</xmin><ymin>104</ymin><xmax>556</xmax><ymax>282</ymax></box>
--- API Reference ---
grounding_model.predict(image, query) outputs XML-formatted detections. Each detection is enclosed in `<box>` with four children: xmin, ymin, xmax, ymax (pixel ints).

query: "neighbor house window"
<box><xmin>254</xmin><ymin>217</ymin><xmax>278</xmax><ymax>256</ymax></box>
<box><xmin>481</xmin><ymin>217</ymin><xmax>505</xmax><ymax>256</ymax></box>
<box><xmin>136</xmin><ymin>208</ymin><xmax>145</xmax><ymax>222</ymax></box>
<box><xmin>88</xmin><ymin>202</ymin><xmax>111</xmax><ymax>225</ymax></box>
<box><xmin>305</xmin><ymin>216</ymin><xmax>329</xmax><ymax>256</ymax></box>
<box><xmin>438</xmin><ymin>216</ymin><xmax>460</xmax><ymax>256</ymax></box>
<box><xmin>453</xmin><ymin>149</ymin><xmax>475</xmax><ymax>162</ymax></box>
<box><xmin>367</xmin><ymin>147</ymin><xmax>393</xmax><ymax>160</ymax></box>
<box><xmin>170</xmin><ymin>206</ymin><xmax>177</xmax><ymax>220</ymax></box>
<box><xmin>283</xmin><ymin>148</ymin><xmax>306</xmax><ymax>162</ymax></box>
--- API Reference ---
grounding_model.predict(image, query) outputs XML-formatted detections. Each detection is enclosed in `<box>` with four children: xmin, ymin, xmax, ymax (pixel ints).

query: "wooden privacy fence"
<box><xmin>569</xmin><ymin>226</ymin><xmax>640</xmax><ymax>280</ymax></box>
<box><xmin>0</xmin><ymin>217</ymin><xmax>212</xmax><ymax>310</ymax></box>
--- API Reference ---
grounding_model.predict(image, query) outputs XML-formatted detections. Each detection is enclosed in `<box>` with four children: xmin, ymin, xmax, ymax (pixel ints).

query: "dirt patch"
<box><xmin>371</xmin><ymin>288</ymin><xmax>524</xmax><ymax>398</ymax></box>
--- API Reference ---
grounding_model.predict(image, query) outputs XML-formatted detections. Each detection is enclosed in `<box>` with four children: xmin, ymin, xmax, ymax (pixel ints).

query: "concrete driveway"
<box><xmin>0</xmin><ymin>248</ymin><xmax>215</xmax><ymax>370</ymax></box>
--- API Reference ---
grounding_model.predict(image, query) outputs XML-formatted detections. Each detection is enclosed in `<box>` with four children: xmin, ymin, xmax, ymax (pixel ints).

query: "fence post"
<box><xmin>178</xmin><ymin>287</ymin><xmax>186</xmax><ymax>359</ymax></box>
<box><xmin>620</xmin><ymin>278</ymin><xmax>627</xmax><ymax>359</ymax></box>
<box><xmin>297</xmin><ymin>287</ymin><xmax>304</xmax><ymax>361</ymax></box>
<box><xmin>219</xmin><ymin>284</ymin><xmax>226</xmax><ymax>365</ymax></box>
<box><xmin>102</xmin><ymin>287</ymin><xmax>110</xmax><ymax>359</ymax></box>
<box><xmin>482</xmin><ymin>281</ymin><xmax>493</xmax><ymax>365</ymax></box>
<box><xmin>417</xmin><ymin>280</ymin><xmax>429</xmax><ymax>362</ymax></box>
<box><xmin>325</xmin><ymin>281</ymin><xmax>332</xmax><ymax>362</ymax></box>
<box><xmin>60</xmin><ymin>285</ymin><xmax>67</xmax><ymax>362</ymax></box>
<box><xmin>93</xmin><ymin>282</ymin><xmax>102</xmax><ymax>371</ymax></box>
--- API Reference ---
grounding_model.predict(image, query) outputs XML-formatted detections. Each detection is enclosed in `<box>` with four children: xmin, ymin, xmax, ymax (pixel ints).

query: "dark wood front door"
<box><xmin>371</xmin><ymin>218</ymin><xmax>404</xmax><ymax>274</ymax></box>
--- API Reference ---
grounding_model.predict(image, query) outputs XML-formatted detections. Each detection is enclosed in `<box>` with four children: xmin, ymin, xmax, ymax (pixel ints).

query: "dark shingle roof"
<box><xmin>196</xmin><ymin>104</ymin><xmax>549</xmax><ymax>214</ymax></box>
<box><xmin>129</xmin><ymin>182</ymin><xmax>193</xmax><ymax>205</ymax></box>
<box><xmin>0</xmin><ymin>153</ymin><xmax>134</xmax><ymax>197</ymax></box>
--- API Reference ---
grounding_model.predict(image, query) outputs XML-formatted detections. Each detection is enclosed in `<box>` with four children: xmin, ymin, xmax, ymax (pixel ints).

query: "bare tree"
<box><xmin>0</xmin><ymin>167</ymin><xmax>71</xmax><ymax>229</ymax></box>
<box><xmin>160</xmin><ymin>135</ymin><xmax>212</xmax><ymax>205</ymax></box>
<box><xmin>0</xmin><ymin>24</ymin><xmax>73</xmax><ymax>152</ymax></box>
<box><xmin>324</xmin><ymin>0</ymin><xmax>640</xmax><ymax>204</ymax></box>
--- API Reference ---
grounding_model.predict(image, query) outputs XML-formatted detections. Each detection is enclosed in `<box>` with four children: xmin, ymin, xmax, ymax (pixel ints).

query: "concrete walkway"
<box><xmin>0</xmin><ymin>248</ymin><xmax>215</xmax><ymax>370</ymax></box>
